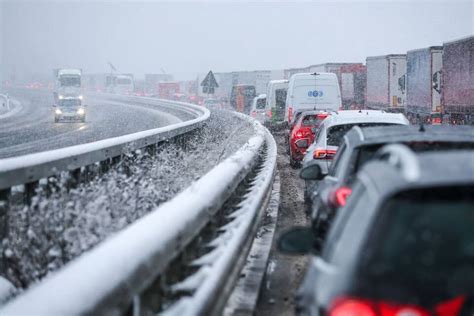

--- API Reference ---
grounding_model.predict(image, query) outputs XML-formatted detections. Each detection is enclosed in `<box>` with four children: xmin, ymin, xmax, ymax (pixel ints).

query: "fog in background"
<box><xmin>1</xmin><ymin>0</ymin><xmax>473</xmax><ymax>81</ymax></box>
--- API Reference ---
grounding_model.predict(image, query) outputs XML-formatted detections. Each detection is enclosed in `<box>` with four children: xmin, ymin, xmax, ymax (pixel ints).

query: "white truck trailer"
<box><xmin>406</xmin><ymin>46</ymin><xmax>443</xmax><ymax>124</ymax></box>
<box><xmin>366</xmin><ymin>55</ymin><xmax>407</xmax><ymax>112</ymax></box>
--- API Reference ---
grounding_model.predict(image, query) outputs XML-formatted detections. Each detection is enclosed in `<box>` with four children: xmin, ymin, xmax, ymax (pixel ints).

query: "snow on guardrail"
<box><xmin>0</xmin><ymin>116</ymin><xmax>277</xmax><ymax>316</ymax></box>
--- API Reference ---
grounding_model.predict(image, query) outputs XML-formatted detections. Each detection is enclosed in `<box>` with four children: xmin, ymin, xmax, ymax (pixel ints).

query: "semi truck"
<box><xmin>106</xmin><ymin>74</ymin><xmax>134</xmax><ymax>95</ymax></box>
<box><xmin>339</xmin><ymin>64</ymin><xmax>366</xmax><ymax>110</ymax></box>
<box><xmin>366</xmin><ymin>55</ymin><xmax>407</xmax><ymax>112</ymax></box>
<box><xmin>53</xmin><ymin>68</ymin><xmax>83</xmax><ymax>102</ymax></box>
<box><xmin>406</xmin><ymin>46</ymin><xmax>443</xmax><ymax>124</ymax></box>
<box><xmin>441</xmin><ymin>36</ymin><xmax>474</xmax><ymax>124</ymax></box>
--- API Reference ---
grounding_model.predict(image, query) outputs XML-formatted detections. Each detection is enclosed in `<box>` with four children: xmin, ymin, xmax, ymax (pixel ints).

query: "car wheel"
<box><xmin>289</xmin><ymin>153</ymin><xmax>300</xmax><ymax>169</ymax></box>
<box><xmin>54</xmin><ymin>116</ymin><xmax>59</xmax><ymax>123</ymax></box>
<box><xmin>81</xmin><ymin>116</ymin><xmax>86</xmax><ymax>123</ymax></box>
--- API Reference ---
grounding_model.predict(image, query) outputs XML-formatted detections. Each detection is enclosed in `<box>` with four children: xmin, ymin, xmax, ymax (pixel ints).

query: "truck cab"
<box><xmin>53</xmin><ymin>97</ymin><xmax>86</xmax><ymax>123</ymax></box>
<box><xmin>54</xmin><ymin>69</ymin><xmax>83</xmax><ymax>102</ymax></box>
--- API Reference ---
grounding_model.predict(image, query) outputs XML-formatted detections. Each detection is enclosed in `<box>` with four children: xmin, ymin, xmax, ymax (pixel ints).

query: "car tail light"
<box><xmin>329</xmin><ymin>186</ymin><xmax>352</xmax><ymax>208</ymax></box>
<box><xmin>267</xmin><ymin>110</ymin><xmax>272</xmax><ymax>118</ymax></box>
<box><xmin>317</xmin><ymin>113</ymin><xmax>329</xmax><ymax>119</ymax></box>
<box><xmin>251</xmin><ymin>111</ymin><xmax>256</xmax><ymax>118</ymax></box>
<box><xmin>329</xmin><ymin>298</ymin><xmax>377</xmax><ymax>316</ymax></box>
<box><xmin>329</xmin><ymin>298</ymin><xmax>431</xmax><ymax>316</ymax></box>
<box><xmin>313</xmin><ymin>149</ymin><xmax>336</xmax><ymax>159</ymax></box>
<box><xmin>288</xmin><ymin>106</ymin><xmax>293</xmax><ymax>122</ymax></box>
<box><xmin>435</xmin><ymin>296</ymin><xmax>465</xmax><ymax>316</ymax></box>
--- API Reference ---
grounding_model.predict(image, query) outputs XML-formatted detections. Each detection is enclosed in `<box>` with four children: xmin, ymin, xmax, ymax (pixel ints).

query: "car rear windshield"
<box><xmin>302</xmin><ymin>115</ymin><xmax>326</xmax><ymax>127</ymax></box>
<box><xmin>361</xmin><ymin>185</ymin><xmax>474</xmax><ymax>293</ymax></box>
<box><xmin>275</xmin><ymin>89</ymin><xmax>287</xmax><ymax>110</ymax></box>
<box><xmin>256</xmin><ymin>98</ymin><xmax>266</xmax><ymax>109</ymax></box>
<box><xmin>327</xmin><ymin>123</ymin><xmax>397</xmax><ymax>146</ymax></box>
<box><xmin>348</xmin><ymin>142</ymin><xmax>474</xmax><ymax>182</ymax></box>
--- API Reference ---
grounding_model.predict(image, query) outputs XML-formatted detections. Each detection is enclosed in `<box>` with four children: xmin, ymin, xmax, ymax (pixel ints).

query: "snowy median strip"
<box><xmin>0</xmin><ymin>118</ymin><xmax>276</xmax><ymax>316</ymax></box>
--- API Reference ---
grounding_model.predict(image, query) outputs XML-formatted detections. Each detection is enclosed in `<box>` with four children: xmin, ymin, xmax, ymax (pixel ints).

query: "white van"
<box><xmin>250</xmin><ymin>94</ymin><xmax>267</xmax><ymax>124</ymax></box>
<box><xmin>285</xmin><ymin>73</ymin><xmax>341</xmax><ymax>123</ymax></box>
<box><xmin>265</xmin><ymin>80</ymin><xmax>289</xmax><ymax>123</ymax></box>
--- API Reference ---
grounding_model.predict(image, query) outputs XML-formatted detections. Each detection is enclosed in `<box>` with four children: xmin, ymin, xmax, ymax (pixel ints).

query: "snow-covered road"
<box><xmin>0</xmin><ymin>89</ymin><xmax>189</xmax><ymax>158</ymax></box>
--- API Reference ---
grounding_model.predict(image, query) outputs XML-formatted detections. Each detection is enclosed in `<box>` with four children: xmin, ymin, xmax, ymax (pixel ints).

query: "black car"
<box><xmin>281</xmin><ymin>146</ymin><xmax>474</xmax><ymax>316</ymax></box>
<box><xmin>301</xmin><ymin>125</ymin><xmax>474</xmax><ymax>247</ymax></box>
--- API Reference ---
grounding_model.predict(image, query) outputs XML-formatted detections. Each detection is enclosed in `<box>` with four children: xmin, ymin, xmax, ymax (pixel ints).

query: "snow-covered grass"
<box><xmin>1</xmin><ymin>110</ymin><xmax>255</xmax><ymax>290</ymax></box>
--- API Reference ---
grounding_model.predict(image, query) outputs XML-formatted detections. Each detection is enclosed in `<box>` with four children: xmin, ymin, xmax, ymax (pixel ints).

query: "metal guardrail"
<box><xmin>0</xmin><ymin>114</ymin><xmax>277</xmax><ymax>315</ymax></box>
<box><xmin>0</xmin><ymin>96</ymin><xmax>210</xmax><ymax>191</ymax></box>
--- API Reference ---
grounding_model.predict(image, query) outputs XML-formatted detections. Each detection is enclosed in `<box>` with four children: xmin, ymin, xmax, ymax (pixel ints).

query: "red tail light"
<box><xmin>295</xmin><ymin>131</ymin><xmax>304</xmax><ymax>138</ymax></box>
<box><xmin>329</xmin><ymin>186</ymin><xmax>352</xmax><ymax>208</ymax></box>
<box><xmin>313</xmin><ymin>149</ymin><xmax>337</xmax><ymax>159</ymax></box>
<box><xmin>267</xmin><ymin>110</ymin><xmax>272</xmax><ymax>118</ymax></box>
<box><xmin>330</xmin><ymin>298</ymin><xmax>430</xmax><ymax>316</ymax></box>
<box><xmin>251</xmin><ymin>111</ymin><xmax>256</xmax><ymax>118</ymax></box>
<box><xmin>288</xmin><ymin>106</ymin><xmax>293</xmax><ymax>122</ymax></box>
<box><xmin>435</xmin><ymin>296</ymin><xmax>465</xmax><ymax>316</ymax></box>
<box><xmin>330</xmin><ymin>298</ymin><xmax>376</xmax><ymax>316</ymax></box>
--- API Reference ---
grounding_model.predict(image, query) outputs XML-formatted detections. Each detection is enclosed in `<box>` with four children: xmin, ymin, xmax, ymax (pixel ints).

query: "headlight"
<box><xmin>77</xmin><ymin>108</ymin><xmax>85</xmax><ymax>115</ymax></box>
<box><xmin>78</xmin><ymin>95</ymin><xmax>83</xmax><ymax>100</ymax></box>
<box><xmin>55</xmin><ymin>109</ymin><xmax>62</xmax><ymax>115</ymax></box>
<box><xmin>58</xmin><ymin>95</ymin><xmax>64</xmax><ymax>100</ymax></box>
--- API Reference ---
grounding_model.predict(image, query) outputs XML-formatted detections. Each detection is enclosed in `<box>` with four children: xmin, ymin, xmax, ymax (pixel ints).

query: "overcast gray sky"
<box><xmin>1</xmin><ymin>0</ymin><xmax>473</xmax><ymax>81</ymax></box>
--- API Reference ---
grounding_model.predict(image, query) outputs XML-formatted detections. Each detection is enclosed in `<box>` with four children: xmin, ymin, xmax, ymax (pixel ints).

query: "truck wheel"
<box><xmin>54</xmin><ymin>116</ymin><xmax>59</xmax><ymax>123</ymax></box>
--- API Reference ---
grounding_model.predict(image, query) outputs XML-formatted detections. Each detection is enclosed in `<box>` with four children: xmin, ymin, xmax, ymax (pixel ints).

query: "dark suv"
<box><xmin>281</xmin><ymin>147</ymin><xmax>474</xmax><ymax>316</ymax></box>
<box><xmin>301</xmin><ymin>125</ymin><xmax>474</xmax><ymax>246</ymax></box>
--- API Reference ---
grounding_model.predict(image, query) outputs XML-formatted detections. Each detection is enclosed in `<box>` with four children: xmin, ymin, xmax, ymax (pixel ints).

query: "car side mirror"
<box><xmin>299</xmin><ymin>163</ymin><xmax>326</xmax><ymax>180</ymax></box>
<box><xmin>278</xmin><ymin>226</ymin><xmax>315</xmax><ymax>255</ymax></box>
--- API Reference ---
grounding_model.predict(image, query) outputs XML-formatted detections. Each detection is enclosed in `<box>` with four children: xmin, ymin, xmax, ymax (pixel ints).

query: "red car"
<box><xmin>288</xmin><ymin>111</ymin><xmax>329</xmax><ymax>167</ymax></box>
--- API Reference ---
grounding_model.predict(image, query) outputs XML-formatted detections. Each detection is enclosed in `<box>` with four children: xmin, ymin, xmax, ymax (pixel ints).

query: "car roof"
<box><xmin>344</xmin><ymin>125</ymin><xmax>474</xmax><ymax>148</ymax></box>
<box><xmin>358</xmin><ymin>148</ymin><xmax>474</xmax><ymax>198</ymax></box>
<box><xmin>299</xmin><ymin>110</ymin><xmax>330</xmax><ymax>116</ymax></box>
<box><xmin>269</xmin><ymin>79</ymin><xmax>288</xmax><ymax>84</ymax></box>
<box><xmin>321</xmin><ymin>110</ymin><xmax>408</xmax><ymax>127</ymax></box>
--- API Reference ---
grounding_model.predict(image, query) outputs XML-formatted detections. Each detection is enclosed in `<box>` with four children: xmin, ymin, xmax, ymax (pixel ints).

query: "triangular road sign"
<box><xmin>200</xmin><ymin>71</ymin><xmax>219</xmax><ymax>89</ymax></box>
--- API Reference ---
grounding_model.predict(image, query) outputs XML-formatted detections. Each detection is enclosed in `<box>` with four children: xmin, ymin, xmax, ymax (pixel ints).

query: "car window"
<box><xmin>256</xmin><ymin>98</ymin><xmax>266</xmax><ymax>109</ymax></box>
<box><xmin>360</xmin><ymin>185</ymin><xmax>474</xmax><ymax>292</ymax></box>
<box><xmin>327</xmin><ymin>123</ymin><xmax>398</xmax><ymax>146</ymax></box>
<box><xmin>328</xmin><ymin>141</ymin><xmax>347</xmax><ymax>176</ymax></box>
<box><xmin>302</xmin><ymin>115</ymin><xmax>326</xmax><ymax>127</ymax></box>
<box><xmin>345</xmin><ymin>141</ymin><xmax>474</xmax><ymax>184</ymax></box>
